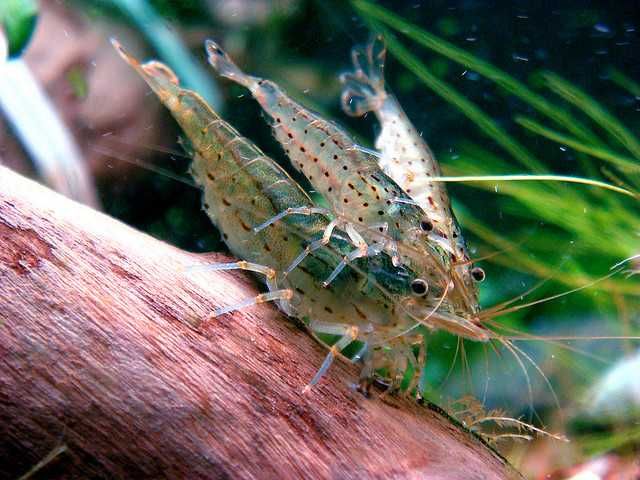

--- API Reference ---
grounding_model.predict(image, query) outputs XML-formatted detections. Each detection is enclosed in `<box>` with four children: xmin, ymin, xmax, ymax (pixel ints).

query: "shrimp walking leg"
<box><xmin>322</xmin><ymin>244</ymin><xmax>383</xmax><ymax>287</ymax></box>
<box><xmin>303</xmin><ymin>324</ymin><xmax>359</xmax><ymax>392</ymax></box>
<box><xmin>213</xmin><ymin>289</ymin><xmax>294</xmax><ymax>317</ymax></box>
<box><xmin>355</xmin><ymin>343</ymin><xmax>375</xmax><ymax>395</ymax></box>
<box><xmin>252</xmin><ymin>206</ymin><xmax>330</xmax><ymax>233</ymax></box>
<box><xmin>284</xmin><ymin>219</ymin><xmax>338</xmax><ymax>275</ymax></box>
<box><xmin>201</xmin><ymin>261</ymin><xmax>294</xmax><ymax>316</ymax></box>
<box><xmin>196</xmin><ymin>260</ymin><xmax>277</xmax><ymax>288</ymax></box>
<box><xmin>398</xmin><ymin>344</ymin><xmax>422</xmax><ymax>395</ymax></box>
<box><xmin>284</xmin><ymin>219</ymin><xmax>383</xmax><ymax>279</ymax></box>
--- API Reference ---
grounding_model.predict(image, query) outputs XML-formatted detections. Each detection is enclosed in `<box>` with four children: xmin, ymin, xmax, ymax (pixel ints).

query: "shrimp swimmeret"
<box><xmin>205</xmin><ymin>40</ymin><xmax>485</xmax><ymax>331</ymax></box>
<box><xmin>112</xmin><ymin>40</ymin><xmax>490</xmax><ymax>393</ymax></box>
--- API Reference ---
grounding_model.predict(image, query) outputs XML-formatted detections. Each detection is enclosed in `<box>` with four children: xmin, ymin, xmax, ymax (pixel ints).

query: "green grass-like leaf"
<box><xmin>542</xmin><ymin>71</ymin><xmax>640</xmax><ymax>160</ymax></box>
<box><xmin>515</xmin><ymin>116</ymin><xmax>640</xmax><ymax>176</ymax></box>
<box><xmin>608</xmin><ymin>67</ymin><xmax>640</xmax><ymax>97</ymax></box>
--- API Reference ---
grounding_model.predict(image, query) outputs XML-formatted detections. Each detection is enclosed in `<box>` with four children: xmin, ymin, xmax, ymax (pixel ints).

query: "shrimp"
<box><xmin>112</xmin><ymin>40</ymin><xmax>490</xmax><ymax>393</ymax></box>
<box><xmin>205</xmin><ymin>40</ymin><xmax>484</xmax><ymax>331</ymax></box>
<box><xmin>340</xmin><ymin>35</ymin><xmax>484</xmax><ymax>294</ymax></box>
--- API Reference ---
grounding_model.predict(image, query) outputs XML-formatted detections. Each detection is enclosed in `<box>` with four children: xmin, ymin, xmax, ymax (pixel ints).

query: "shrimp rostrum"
<box><xmin>113</xmin><ymin>40</ymin><xmax>489</xmax><ymax>393</ymax></box>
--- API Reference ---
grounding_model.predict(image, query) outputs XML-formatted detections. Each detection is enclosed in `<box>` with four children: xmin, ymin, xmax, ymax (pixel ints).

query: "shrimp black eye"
<box><xmin>471</xmin><ymin>267</ymin><xmax>485</xmax><ymax>282</ymax></box>
<box><xmin>420</xmin><ymin>218</ymin><xmax>433</xmax><ymax>232</ymax></box>
<box><xmin>411</xmin><ymin>279</ymin><xmax>429</xmax><ymax>296</ymax></box>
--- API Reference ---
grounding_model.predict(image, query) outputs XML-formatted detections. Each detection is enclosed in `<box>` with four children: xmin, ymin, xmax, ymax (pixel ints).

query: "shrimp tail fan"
<box><xmin>340</xmin><ymin>35</ymin><xmax>388</xmax><ymax>117</ymax></box>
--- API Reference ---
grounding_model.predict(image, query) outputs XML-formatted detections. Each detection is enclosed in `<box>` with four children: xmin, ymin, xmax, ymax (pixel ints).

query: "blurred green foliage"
<box><xmin>0</xmin><ymin>0</ymin><xmax>38</xmax><ymax>58</ymax></box>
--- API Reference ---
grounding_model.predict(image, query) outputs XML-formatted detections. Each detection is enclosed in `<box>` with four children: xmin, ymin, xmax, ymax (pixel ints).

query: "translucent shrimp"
<box><xmin>113</xmin><ymin>40</ymin><xmax>490</xmax><ymax>392</ymax></box>
<box><xmin>340</xmin><ymin>35</ymin><xmax>484</xmax><ymax>296</ymax></box>
<box><xmin>205</xmin><ymin>40</ymin><xmax>483</xmax><ymax>325</ymax></box>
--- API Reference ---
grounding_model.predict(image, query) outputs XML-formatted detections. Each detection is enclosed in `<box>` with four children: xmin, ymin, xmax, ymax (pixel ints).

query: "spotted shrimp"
<box><xmin>205</xmin><ymin>40</ymin><xmax>485</xmax><ymax>337</ymax></box>
<box><xmin>112</xmin><ymin>40</ymin><xmax>490</xmax><ymax>393</ymax></box>
<box><xmin>340</xmin><ymin>35</ymin><xmax>482</xmax><ymax>293</ymax></box>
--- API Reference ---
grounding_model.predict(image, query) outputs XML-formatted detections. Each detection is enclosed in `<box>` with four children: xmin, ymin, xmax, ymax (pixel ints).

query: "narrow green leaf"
<box><xmin>608</xmin><ymin>67</ymin><xmax>640</xmax><ymax>97</ymax></box>
<box><xmin>542</xmin><ymin>71</ymin><xmax>640</xmax><ymax>160</ymax></box>
<box><xmin>516</xmin><ymin>116</ymin><xmax>640</xmax><ymax>173</ymax></box>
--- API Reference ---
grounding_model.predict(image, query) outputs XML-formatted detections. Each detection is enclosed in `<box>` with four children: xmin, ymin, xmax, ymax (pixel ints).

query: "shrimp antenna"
<box><xmin>102</xmin><ymin>135</ymin><xmax>192</xmax><ymax>159</ymax></box>
<box><xmin>478</xmin><ymin>268</ymin><xmax>623</xmax><ymax>320</ymax></box>
<box><xmin>91</xmin><ymin>144</ymin><xmax>197</xmax><ymax>188</ymax></box>
<box><xmin>481</xmin><ymin>319</ymin><xmax>640</xmax><ymax>364</ymax></box>
<box><xmin>610</xmin><ymin>253</ymin><xmax>640</xmax><ymax>270</ymax></box>
<box><xmin>479</xmin><ymin>242</ymin><xmax>572</xmax><ymax>316</ymax></box>
<box><xmin>453</xmin><ymin>224</ymin><xmax>540</xmax><ymax>267</ymax></box>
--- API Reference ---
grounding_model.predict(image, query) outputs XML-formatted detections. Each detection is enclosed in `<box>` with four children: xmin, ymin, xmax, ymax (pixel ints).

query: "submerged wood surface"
<box><xmin>0</xmin><ymin>166</ymin><xmax>515</xmax><ymax>479</ymax></box>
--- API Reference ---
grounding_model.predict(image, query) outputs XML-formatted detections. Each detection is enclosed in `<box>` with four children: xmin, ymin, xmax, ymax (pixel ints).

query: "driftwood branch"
<box><xmin>0</xmin><ymin>166</ymin><xmax>515</xmax><ymax>479</ymax></box>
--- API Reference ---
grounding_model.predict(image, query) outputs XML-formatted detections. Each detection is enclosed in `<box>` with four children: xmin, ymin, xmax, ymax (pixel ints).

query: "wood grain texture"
<box><xmin>0</xmin><ymin>166</ymin><xmax>517</xmax><ymax>479</ymax></box>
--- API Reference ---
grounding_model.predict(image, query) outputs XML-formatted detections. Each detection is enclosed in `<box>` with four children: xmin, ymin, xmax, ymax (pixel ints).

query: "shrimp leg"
<box><xmin>252</xmin><ymin>206</ymin><xmax>330</xmax><ymax>233</ymax></box>
<box><xmin>284</xmin><ymin>218</ymin><xmax>339</xmax><ymax>275</ymax></box>
<box><xmin>202</xmin><ymin>261</ymin><xmax>294</xmax><ymax>316</ymax></box>
<box><xmin>285</xmin><ymin>219</ymin><xmax>383</xmax><ymax>281</ymax></box>
<box><xmin>303</xmin><ymin>324</ymin><xmax>359</xmax><ymax>393</ymax></box>
<box><xmin>322</xmin><ymin>244</ymin><xmax>382</xmax><ymax>287</ymax></box>
<box><xmin>213</xmin><ymin>289</ymin><xmax>294</xmax><ymax>317</ymax></box>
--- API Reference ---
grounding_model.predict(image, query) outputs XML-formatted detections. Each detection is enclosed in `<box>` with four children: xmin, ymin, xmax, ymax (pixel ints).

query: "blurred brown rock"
<box><xmin>0</xmin><ymin>0</ymin><xmax>165</xmax><ymax>183</ymax></box>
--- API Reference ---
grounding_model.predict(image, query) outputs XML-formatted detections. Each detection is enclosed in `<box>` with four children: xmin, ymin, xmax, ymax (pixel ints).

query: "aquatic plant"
<box><xmin>353</xmin><ymin>0</ymin><xmax>640</xmax><ymax>459</ymax></box>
